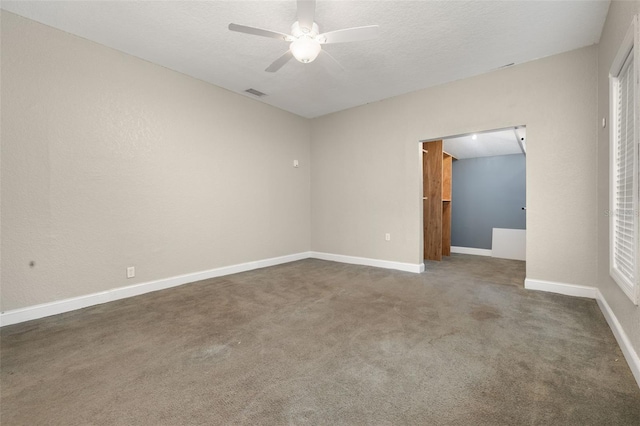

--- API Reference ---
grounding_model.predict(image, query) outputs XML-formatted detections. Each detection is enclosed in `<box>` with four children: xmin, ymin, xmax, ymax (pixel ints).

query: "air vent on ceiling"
<box><xmin>245</xmin><ymin>88</ymin><xmax>267</xmax><ymax>97</ymax></box>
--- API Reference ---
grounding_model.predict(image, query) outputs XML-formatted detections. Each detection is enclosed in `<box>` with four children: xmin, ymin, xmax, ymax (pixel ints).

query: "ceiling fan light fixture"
<box><xmin>290</xmin><ymin>37</ymin><xmax>321</xmax><ymax>63</ymax></box>
<box><xmin>229</xmin><ymin>2</ymin><xmax>379</xmax><ymax>73</ymax></box>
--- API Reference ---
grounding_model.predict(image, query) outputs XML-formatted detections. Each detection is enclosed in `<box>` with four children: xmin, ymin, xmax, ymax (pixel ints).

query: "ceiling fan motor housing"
<box><xmin>292</xmin><ymin>21</ymin><xmax>320</xmax><ymax>39</ymax></box>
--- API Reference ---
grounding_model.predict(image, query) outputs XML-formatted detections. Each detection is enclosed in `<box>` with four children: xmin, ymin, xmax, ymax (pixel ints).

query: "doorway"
<box><xmin>421</xmin><ymin>126</ymin><xmax>526</xmax><ymax>262</ymax></box>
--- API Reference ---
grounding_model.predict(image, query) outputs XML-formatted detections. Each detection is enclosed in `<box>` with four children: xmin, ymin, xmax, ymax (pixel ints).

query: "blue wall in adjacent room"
<box><xmin>451</xmin><ymin>154</ymin><xmax>526</xmax><ymax>250</ymax></box>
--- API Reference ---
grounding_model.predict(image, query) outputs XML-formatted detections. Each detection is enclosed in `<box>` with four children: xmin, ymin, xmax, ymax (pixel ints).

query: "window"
<box><xmin>610</xmin><ymin>16</ymin><xmax>639</xmax><ymax>305</ymax></box>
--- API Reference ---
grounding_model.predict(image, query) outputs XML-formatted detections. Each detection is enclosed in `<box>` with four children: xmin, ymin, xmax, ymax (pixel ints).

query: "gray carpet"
<box><xmin>1</xmin><ymin>255</ymin><xmax>639</xmax><ymax>425</ymax></box>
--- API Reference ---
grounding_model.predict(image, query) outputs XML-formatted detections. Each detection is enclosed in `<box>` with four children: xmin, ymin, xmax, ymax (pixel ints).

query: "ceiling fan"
<box><xmin>228</xmin><ymin>0</ymin><xmax>379</xmax><ymax>72</ymax></box>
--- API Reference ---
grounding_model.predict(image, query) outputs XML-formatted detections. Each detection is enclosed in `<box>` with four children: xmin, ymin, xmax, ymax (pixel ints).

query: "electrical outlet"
<box><xmin>126</xmin><ymin>266</ymin><xmax>135</xmax><ymax>278</ymax></box>
<box><xmin>385</xmin><ymin>233</ymin><xmax>391</xmax><ymax>241</ymax></box>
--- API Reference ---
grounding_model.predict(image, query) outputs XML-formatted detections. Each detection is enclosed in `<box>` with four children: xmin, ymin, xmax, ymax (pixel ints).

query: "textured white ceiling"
<box><xmin>444</xmin><ymin>127</ymin><xmax>526</xmax><ymax>159</ymax></box>
<box><xmin>1</xmin><ymin>1</ymin><xmax>610</xmax><ymax>118</ymax></box>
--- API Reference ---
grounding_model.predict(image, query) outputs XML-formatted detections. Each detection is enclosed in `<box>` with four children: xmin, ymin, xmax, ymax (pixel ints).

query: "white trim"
<box><xmin>450</xmin><ymin>246</ymin><xmax>492</xmax><ymax>257</ymax></box>
<box><xmin>596</xmin><ymin>291</ymin><xmax>640</xmax><ymax>389</ymax></box>
<box><xmin>524</xmin><ymin>278</ymin><xmax>598</xmax><ymax>299</ymax></box>
<box><xmin>0</xmin><ymin>251</ymin><xmax>425</xmax><ymax>327</ymax></box>
<box><xmin>0</xmin><ymin>252</ymin><xmax>312</xmax><ymax>327</ymax></box>
<box><xmin>2</xmin><ymin>259</ymin><xmax>637</xmax><ymax>388</ymax></box>
<box><xmin>525</xmin><ymin>277</ymin><xmax>640</xmax><ymax>389</ymax></box>
<box><xmin>609</xmin><ymin>15</ymin><xmax>640</xmax><ymax>306</ymax></box>
<box><xmin>310</xmin><ymin>251</ymin><xmax>424</xmax><ymax>273</ymax></box>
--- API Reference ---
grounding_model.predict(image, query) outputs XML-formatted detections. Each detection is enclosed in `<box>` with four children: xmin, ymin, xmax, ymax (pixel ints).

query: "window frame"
<box><xmin>609</xmin><ymin>15</ymin><xmax>640</xmax><ymax>305</ymax></box>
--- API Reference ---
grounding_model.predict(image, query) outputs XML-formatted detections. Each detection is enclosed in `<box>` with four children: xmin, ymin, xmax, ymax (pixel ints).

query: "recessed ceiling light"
<box><xmin>471</xmin><ymin>134</ymin><xmax>478</xmax><ymax>140</ymax></box>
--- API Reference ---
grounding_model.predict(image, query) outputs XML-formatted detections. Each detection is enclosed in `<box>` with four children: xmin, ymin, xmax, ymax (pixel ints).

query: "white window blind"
<box><xmin>610</xmin><ymin>16</ymin><xmax>639</xmax><ymax>305</ymax></box>
<box><xmin>612</xmin><ymin>51</ymin><xmax>636</xmax><ymax>289</ymax></box>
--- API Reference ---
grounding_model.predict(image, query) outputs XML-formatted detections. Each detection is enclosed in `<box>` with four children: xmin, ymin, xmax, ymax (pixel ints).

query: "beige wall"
<box><xmin>312</xmin><ymin>46</ymin><xmax>598</xmax><ymax>289</ymax></box>
<box><xmin>0</xmin><ymin>12</ymin><xmax>311</xmax><ymax>311</ymax></box>
<box><xmin>597</xmin><ymin>1</ymin><xmax>640</xmax><ymax>357</ymax></box>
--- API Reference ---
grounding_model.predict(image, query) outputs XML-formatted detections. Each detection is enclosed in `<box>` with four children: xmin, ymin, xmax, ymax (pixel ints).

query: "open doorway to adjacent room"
<box><xmin>421</xmin><ymin>126</ymin><xmax>527</xmax><ymax>263</ymax></box>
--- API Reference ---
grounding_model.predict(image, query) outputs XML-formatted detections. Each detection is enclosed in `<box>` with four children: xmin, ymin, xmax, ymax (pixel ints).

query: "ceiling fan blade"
<box><xmin>317</xmin><ymin>49</ymin><xmax>344</xmax><ymax>74</ymax></box>
<box><xmin>265</xmin><ymin>50</ymin><xmax>294</xmax><ymax>72</ymax></box>
<box><xmin>320</xmin><ymin>25</ymin><xmax>380</xmax><ymax>44</ymax></box>
<box><xmin>229</xmin><ymin>23</ymin><xmax>292</xmax><ymax>41</ymax></box>
<box><xmin>297</xmin><ymin>0</ymin><xmax>316</xmax><ymax>31</ymax></box>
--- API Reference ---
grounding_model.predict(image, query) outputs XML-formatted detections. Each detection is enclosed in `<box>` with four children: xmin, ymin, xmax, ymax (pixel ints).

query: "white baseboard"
<box><xmin>524</xmin><ymin>278</ymin><xmax>598</xmax><ymax>299</ymax></box>
<box><xmin>310</xmin><ymin>252</ymin><xmax>424</xmax><ymax>273</ymax></box>
<box><xmin>525</xmin><ymin>277</ymin><xmax>640</xmax><ymax>389</ymax></box>
<box><xmin>596</xmin><ymin>291</ymin><xmax>640</xmax><ymax>389</ymax></box>
<box><xmin>0</xmin><ymin>252</ymin><xmax>312</xmax><ymax>327</ymax></box>
<box><xmin>450</xmin><ymin>246</ymin><xmax>492</xmax><ymax>257</ymax></box>
<box><xmin>2</xmin><ymin>257</ymin><xmax>637</xmax><ymax>388</ymax></box>
<box><xmin>1</xmin><ymin>251</ymin><xmax>424</xmax><ymax>327</ymax></box>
